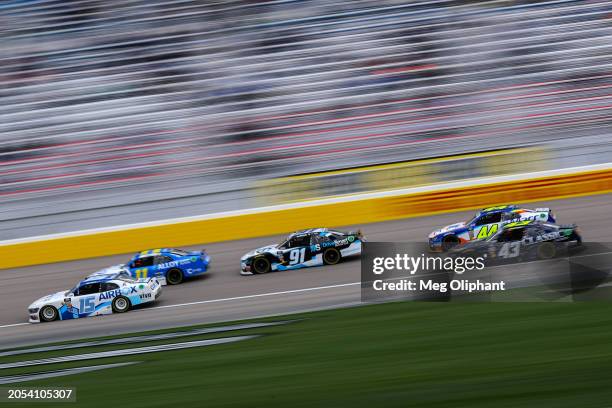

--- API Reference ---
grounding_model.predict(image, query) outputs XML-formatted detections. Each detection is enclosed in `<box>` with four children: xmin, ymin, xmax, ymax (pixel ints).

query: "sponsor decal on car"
<box><xmin>99</xmin><ymin>290</ymin><xmax>122</xmax><ymax>300</ymax></box>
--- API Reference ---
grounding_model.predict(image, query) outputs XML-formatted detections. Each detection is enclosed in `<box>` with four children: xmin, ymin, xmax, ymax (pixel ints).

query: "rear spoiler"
<box><xmin>347</xmin><ymin>230</ymin><xmax>364</xmax><ymax>238</ymax></box>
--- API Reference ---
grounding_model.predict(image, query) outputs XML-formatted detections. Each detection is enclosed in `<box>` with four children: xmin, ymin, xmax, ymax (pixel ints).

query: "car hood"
<box><xmin>429</xmin><ymin>222</ymin><xmax>467</xmax><ymax>238</ymax></box>
<box><xmin>29</xmin><ymin>290</ymin><xmax>66</xmax><ymax>309</ymax></box>
<box><xmin>241</xmin><ymin>244</ymin><xmax>279</xmax><ymax>260</ymax></box>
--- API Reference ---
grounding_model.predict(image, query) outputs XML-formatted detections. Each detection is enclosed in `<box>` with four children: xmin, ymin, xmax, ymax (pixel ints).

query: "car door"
<box><xmin>130</xmin><ymin>256</ymin><xmax>155</xmax><ymax>279</ymax></box>
<box><xmin>471</xmin><ymin>212</ymin><xmax>503</xmax><ymax>240</ymax></box>
<box><xmin>280</xmin><ymin>234</ymin><xmax>314</xmax><ymax>268</ymax></box>
<box><xmin>152</xmin><ymin>254</ymin><xmax>174</xmax><ymax>277</ymax></box>
<box><xmin>73</xmin><ymin>282</ymin><xmax>101</xmax><ymax>317</ymax></box>
<box><xmin>494</xmin><ymin>227</ymin><xmax>526</xmax><ymax>260</ymax></box>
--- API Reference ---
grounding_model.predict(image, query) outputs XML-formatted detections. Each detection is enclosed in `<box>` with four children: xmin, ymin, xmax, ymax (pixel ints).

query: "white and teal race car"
<box><xmin>240</xmin><ymin>228</ymin><xmax>364</xmax><ymax>275</ymax></box>
<box><xmin>28</xmin><ymin>275</ymin><xmax>162</xmax><ymax>323</ymax></box>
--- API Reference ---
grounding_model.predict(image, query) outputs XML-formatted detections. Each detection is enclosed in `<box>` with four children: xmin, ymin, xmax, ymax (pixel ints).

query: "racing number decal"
<box><xmin>289</xmin><ymin>248</ymin><xmax>306</xmax><ymax>265</ymax></box>
<box><xmin>135</xmin><ymin>268</ymin><xmax>149</xmax><ymax>279</ymax></box>
<box><xmin>499</xmin><ymin>242</ymin><xmax>520</xmax><ymax>258</ymax></box>
<box><xmin>79</xmin><ymin>296</ymin><xmax>96</xmax><ymax>314</ymax></box>
<box><xmin>476</xmin><ymin>224</ymin><xmax>499</xmax><ymax>239</ymax></box>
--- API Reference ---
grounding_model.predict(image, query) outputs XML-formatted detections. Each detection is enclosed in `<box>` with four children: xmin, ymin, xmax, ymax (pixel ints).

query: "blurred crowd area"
<box><xmin>1</xmin><ymin>0</ymin><xmax>612</xmax><ymax>201</ymax></box>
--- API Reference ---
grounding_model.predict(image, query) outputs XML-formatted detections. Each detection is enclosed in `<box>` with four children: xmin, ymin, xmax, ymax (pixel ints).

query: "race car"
<box><xmin>451</xmin><ymin>219</ymin><xmax>582</xmax><ymax>263</ymax></box>
<box><xmin>240</xmin><ymin>228</ymin><xmax>363</xmax><ymax>275</ymax></box>
<box><xmin>28</xmin><ymin>275</ymin><xmax>161</xmax><ymax>323</ymax></box>
<box><xmin>126</xmin><ymin>248</ymin><xmax>210</xmax><ymax>285</ymax></box>
<box><xmin>428</xmin><ymin>204</ymin><xmax>556</xmax><ymax>251</ymax></box>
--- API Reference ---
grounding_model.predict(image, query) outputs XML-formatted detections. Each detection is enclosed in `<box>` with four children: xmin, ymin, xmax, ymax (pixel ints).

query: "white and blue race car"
<box><xmin>240</xmin><ymin>228</ymin><xmax>364</xmax><ymax>275</ymax></box>
<box><xmin>28</xmin><ymin>275</ymin><xmax>161</xmax><ymax>323</ymax></box>
<box><xmin>428</xmin><ymin>204</ymin><xmax>556</xmax><ymax>251</ymax></box>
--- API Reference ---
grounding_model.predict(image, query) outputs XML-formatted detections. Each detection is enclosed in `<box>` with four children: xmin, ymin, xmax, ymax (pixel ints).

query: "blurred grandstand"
<box><xmin>1</xmin><ymin>0</ymin><xmax>612</xmax><ymax>237</ymax></box>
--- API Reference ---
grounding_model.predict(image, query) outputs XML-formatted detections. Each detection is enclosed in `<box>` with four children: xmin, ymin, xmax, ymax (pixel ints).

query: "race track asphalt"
<box><xmin>1</xmin><ymin>194</ymin><xmax>610</xmax><ymax>349</ymax></box>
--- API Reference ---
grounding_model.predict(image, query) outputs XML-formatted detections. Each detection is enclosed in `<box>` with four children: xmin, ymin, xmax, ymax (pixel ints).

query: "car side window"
<box><xmin>501</xmin><ymin>212</ymin><xmax>521</xmax><ymax>222</ymax></box>
<box><xmin>474</xmin><ymin>213</ymin><xmax>502</xmax><ymax>226</ymax></box>
<box><xmin>154</xmin><ymin>255</ymin><xmax>173</xmax><ymax>265</ymax></box>
<box><xmin>133</xmin><ymin>256</ymin><xmax>154</xmax><ymax>268</ymax></box>
<box><xmin>101</xmin><ymin>282</ymin><xmax>119</xmax><ymax>292</ymax></box>
<box><xmin>311</xmin><ymin>234</ymin><xmax>328</xmax><ymax>245</ymax></box>
<box><xmin>289</xmin><ymin>235</ymin><xmax>310</xmax><ymax>248</ymax></box>
<box><xmin>77</xmin><ymin>283</ymin><xmax>101</xmax><ymax>295</ymax></box>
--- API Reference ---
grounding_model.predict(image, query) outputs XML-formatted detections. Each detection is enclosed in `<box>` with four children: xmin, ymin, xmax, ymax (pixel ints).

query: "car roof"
<box><xmin>77</xmin><ymin>276</ymin><xmax>119</xmax><ymax>286</ymax></box>
<box><xmin>478</xmin><ymin>204</ymin><xmax>519</xmax><ymax>215</ymax></box>
<box><xmin>133</xmin><ymin>248</ymin><xmax>176</xmax><ymax>259</ymax></box>
<box><xmin>288</xmin><ymin>228</ymin><xmax>328</xmax><ymax>238</ymax></box>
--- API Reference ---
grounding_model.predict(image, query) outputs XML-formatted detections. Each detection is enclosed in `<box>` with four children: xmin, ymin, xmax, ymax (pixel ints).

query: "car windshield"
<box><xmin>466</xmin><ymin>213</ymin><xmax>479</xmax><ymax>225</ymax></box>
<box><xmin>279</xmin><ymin>235</ymin><xmax>292</xmax><ymax>247</ymax></box>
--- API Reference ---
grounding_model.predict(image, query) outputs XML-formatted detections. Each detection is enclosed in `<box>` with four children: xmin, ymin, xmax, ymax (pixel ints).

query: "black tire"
<box><xmin>252</xmin><ymin>257</ymin><xmax>271</xmax><ymax>274</ymax></box>
<box><xmin>537</xmin><ymin>242</ymin><xmax>556</xmax><ymax>260</ymax></box>
<box><xmin>112</xmin><ymin>296</ymin><xmax>131</xmax><ymax>313</ymax></box>
<box><xmin>572</xmin><ymin>232</ymin><xmax>582</xmax><ymax>245</ymax></box>
<box><xmin>166</xmin><ymin>268</ymin><xmax>184</xmax><ymax>285</ymax></box>
<box><xmin>442</xmin><ymin>235</ymin><xmax>460</xmax><ymax>251</ymax></box>
<box><xmin>323</xmin><ymin>248</ymin><xmax>341</xmax><ymax>265</ymax></box>
<box><xmin>39</xmin><ymin>305</ymin><xmax>58</xmax><ymax>322</ymax></box>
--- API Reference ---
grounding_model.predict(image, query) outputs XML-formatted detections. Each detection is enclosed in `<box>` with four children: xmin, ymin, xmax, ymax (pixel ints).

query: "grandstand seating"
<box><xmin>1</xmin><ymin>0</ymin><xmax>611</xmax><ymax>199</ymax></box>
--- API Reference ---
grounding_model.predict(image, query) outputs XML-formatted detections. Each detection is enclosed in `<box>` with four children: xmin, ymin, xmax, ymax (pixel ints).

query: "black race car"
<box><xmin>240</xmin><ymin>228</ymin><xmax>364</xmax><ymax>275</ymax></box>
<box><xmin>451</xmin><ymin>220</ymin><xmax>582</xmax><ymax>263</ymax></box>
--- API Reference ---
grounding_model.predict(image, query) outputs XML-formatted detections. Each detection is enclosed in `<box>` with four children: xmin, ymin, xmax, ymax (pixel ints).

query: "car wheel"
<box><xmin>442</xmin><ymin>235</ymin><xmax>460</xmax><ymax>251</ymax></box>
<box><xmin>323</xmin><ymin>248</ymin><xmax>341</xmax><ymax>265</ymax></box>
<box><xmin>537</xmin><ymin>242</ymin><xmax>556</xmax><ymax>260</ymax></box>
<box><xmin>252</xmin><ymin>257</ymin><xmax>271</xmax><ymax>274</ymax></box>
<box><xmin>572</xmin><ymin>232</ymin><xmax>582</xmax><ymax>245</ymax></box>
<box><xmin>166</xmin><ymin>268</ymin><xmax>184</xmax><ymax>285</ymax></box>
<box><xmin>39</xmin><ymin>306</ymin><xmax>58</xmax><ymax>322</ymax></box>
<box><xmin>112</xmin><ymin>296</ymin><xmax>131</xmax><ymax>313</ymax></box>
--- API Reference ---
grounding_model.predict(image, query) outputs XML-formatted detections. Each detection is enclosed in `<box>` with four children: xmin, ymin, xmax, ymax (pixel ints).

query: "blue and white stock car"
<box><xmin>28</xmin><ymin>275</ymin><xmax>161</xmax><ymax>323</ymax></box>
<box><xmin>126</xmin><ymin>248</ymin><xmax>211</xmax><ymax>285</ymax></box>
<box><xmin>240</xmin><ymin>228</ymin><xmax>364</xmax><ymax>275</ymax></box>
<box><xmin>428</xmin><ymin>204</ymin><xmax>556</xmax><ymax>251</ymax></box>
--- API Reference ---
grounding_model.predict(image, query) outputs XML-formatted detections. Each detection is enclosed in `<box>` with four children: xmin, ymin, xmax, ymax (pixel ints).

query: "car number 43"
<box><xmin>498</xmin><ymin>242</ymin><xmax>520</xmax><ymax>258</ymax></box>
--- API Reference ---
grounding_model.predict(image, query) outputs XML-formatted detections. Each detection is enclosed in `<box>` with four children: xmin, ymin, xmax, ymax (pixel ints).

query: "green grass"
<box><xmin>8</xmin><ymin>301</ymin><xmax>612</xmax><ymax>407</ymax></box>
